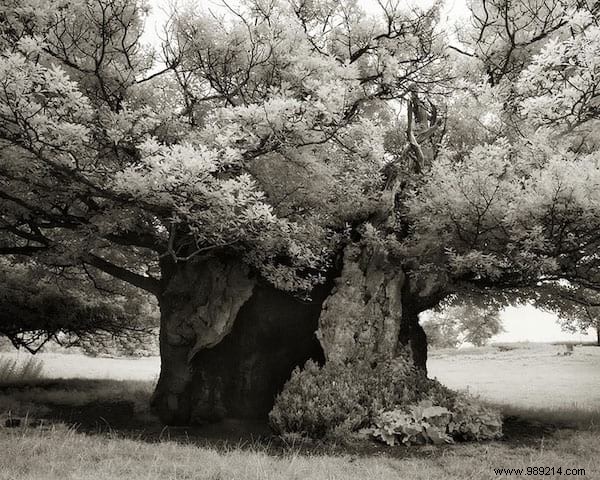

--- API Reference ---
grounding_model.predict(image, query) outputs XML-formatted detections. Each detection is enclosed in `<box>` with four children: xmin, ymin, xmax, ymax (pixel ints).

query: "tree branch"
<box><xmin>84</xmin><ymin>253</ymin><xmax>161</xmax><ymax>295</ymax></box>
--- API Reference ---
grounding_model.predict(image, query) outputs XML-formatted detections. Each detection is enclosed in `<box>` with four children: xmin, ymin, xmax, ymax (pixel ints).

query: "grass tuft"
<box><xmin>0</xmin><ymin>356</ymin><xmax>44</xmax><ymax>385</ymax></box>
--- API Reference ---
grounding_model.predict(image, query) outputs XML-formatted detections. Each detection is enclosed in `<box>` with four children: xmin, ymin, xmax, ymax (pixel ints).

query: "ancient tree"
<box><xmin>1</xmin><ymin>0</ymin><xmax>600</xmax><ymax>424</ymax></box>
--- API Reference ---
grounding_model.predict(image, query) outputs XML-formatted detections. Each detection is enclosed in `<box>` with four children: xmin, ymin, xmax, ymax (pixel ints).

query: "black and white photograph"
<box><xmin>0</xmin><ymin>0</ymin><xmax>599</xmax><ymax>478</ymax></box>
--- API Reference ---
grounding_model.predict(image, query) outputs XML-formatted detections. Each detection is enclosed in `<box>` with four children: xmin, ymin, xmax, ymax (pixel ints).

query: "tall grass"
<box><xmin>0</xmin><ymin>356</ymin><xmax>44</xmax><ymax>385</ymax></box>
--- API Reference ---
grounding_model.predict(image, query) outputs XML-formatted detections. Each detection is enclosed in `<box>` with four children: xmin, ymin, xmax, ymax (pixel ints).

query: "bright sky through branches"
<box><xmin>141</xmin><ymin>0</ymin><xmax>471</xmax><ymax>47</ymax></box>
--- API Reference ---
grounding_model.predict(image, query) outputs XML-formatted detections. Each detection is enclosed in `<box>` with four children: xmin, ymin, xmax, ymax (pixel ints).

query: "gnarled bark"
<box><xmin>151</xmin><ymin>256</ymin><xmax>331</xmax><ymax>425</ymax></box>
<box><xmin>317</xmin><ymin>243</ymin><xmax>428</xmax><ymax>371</ymax></box>
<box><xmin>151</xmin><ymin>256</ymin><xmax>255</xmax><ymax>425</ymax></box>
<box><xmin>317</xmin><ymin>244</ymin><xmax>405</xmax><ymax>362</ymax></box>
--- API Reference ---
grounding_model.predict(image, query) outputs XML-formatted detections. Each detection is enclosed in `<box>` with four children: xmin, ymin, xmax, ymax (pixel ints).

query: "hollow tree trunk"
<box><xmin>188</xmin><ymin>282</ymin><xmax>329</xmax><ymax>422</ymax></box>
<box><xmin>152</xmin><ymin>244</ymin><xmax>432</xmax><ymax>425</ymax></box>
<box><xmin>317</xmin><ymin>243</ymin><xmax>428</xmax><ymax>371</ymax></box>
<box><xmin>151</xmin><ymin>256</ymin><xmax>256</xmax><ymax>425</ymax></box>
<box><xmin>151</xmin><ymin>256</ymin><xmax>332</xmax><ymax>425</ymax></box>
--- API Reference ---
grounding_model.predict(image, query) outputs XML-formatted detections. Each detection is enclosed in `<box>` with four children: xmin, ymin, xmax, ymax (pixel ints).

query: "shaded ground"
<box><xmin>0</xmin><ymin>378</ymin><xmax>274</xmax><ymax>451</ymax></box>
<box><xmin>0</xmin><ymin>383</ymin><xmax>568</xmax><ymax>462</ymax></box>
<box><xmin>0</xmin><ymin>345</ymin><xmax>598</xmax><ymax>479</ymax></box>
<box><xmin>0</xmin><ymin>381</ymin><xmax>443</xmax><ymax>459</ymax></box>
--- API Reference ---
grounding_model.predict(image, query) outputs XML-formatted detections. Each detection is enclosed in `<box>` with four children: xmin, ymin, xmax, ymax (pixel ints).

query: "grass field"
<box><xmin>0</xmin><ymin>343</ymin><xmax>598</xmax><ymax>480</ymax></box>
<box><xmin>429</xmin><ymin>343</ymin><xmax>600</xmax><ymax>410</ymax></box>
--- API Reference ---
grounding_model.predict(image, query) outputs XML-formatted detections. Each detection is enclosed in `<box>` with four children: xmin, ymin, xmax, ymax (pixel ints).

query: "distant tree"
<box><xmin>561</xmin><ymin>307</ymin><xmax>600</xmax><ymax>346</ymax></box>
<box><xmin>421</xmin><ymin>311</ymin><xmax>461</xmax><ymax>349</ymax></box>
<box><xmin>0</xmin><ymin>258</ymin><xmax>158</xmax><ymax>353</ymax></box>
<box><xmin>422</xmin><ymin>303</ymin><xmax>504</xmax><ymax>348</ymax></box>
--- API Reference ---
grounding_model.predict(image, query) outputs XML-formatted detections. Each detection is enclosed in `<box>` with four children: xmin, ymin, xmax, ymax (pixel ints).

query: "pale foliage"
<box><xmin>1</xmin><ymin>0</ymin><xmax>600</xmax><ymax>308</ymax></box>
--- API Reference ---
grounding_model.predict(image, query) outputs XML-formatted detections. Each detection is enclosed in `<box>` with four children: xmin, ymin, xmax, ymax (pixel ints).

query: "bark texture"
<box><xmin>317</xmin><ymin>243</ymin><xmax>428</xmax><ymax>371</ymax></box>
<box><xmin>151</xmin><ymin>257</ymin><xmax>255</xmax><ymax>425</ymax></box>
<box><xmin>317</xmin><ymin>244</ymin><xmax>405</xmax><ymax>362</ymax></box>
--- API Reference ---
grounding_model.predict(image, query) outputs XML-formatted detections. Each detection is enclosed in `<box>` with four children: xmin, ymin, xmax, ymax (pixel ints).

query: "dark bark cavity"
<box><xmin>151</xmin><ymin>257</ymin><xmax>255</xmax><ymax>425</ymax></box>
<box><xmin>188</xmin><ymin>282</ymin><xmax>328</xmax><ymax>423</ymax></box>
<box><xmin>398</xmin><ymin>308</ymin><xmax>428</xmax><ymax>373</ymax></box>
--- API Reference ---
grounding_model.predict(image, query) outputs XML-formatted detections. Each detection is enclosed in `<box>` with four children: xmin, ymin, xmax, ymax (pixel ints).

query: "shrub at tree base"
<box><xmin>269</xmin><ymin>356</ymin><xmax>502</xmax><ymax>445</ymax></box>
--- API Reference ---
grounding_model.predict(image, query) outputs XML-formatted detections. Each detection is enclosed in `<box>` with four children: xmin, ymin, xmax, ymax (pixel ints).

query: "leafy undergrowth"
<box><xmin>270</xmin><ymin>356</ymin><xmax>502</xmax><ymax>446</ymax></box>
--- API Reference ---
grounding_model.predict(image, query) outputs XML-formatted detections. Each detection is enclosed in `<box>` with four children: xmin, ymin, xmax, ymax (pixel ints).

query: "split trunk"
<box><xmin>151</xmin><ymin>246</ymin><xmax>429</xmax><ymax>425</ymax></box>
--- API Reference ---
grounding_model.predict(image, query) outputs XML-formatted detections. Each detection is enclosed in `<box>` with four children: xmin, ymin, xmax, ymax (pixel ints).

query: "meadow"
<box><xmin>0</xmin><ymin>343</ymin><xmax>598</xmax><ymax>480</ymax></box>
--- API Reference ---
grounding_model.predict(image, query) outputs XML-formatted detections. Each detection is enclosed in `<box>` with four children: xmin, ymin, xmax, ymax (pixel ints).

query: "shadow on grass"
<box><xmin>1</xmin><ymin>378</ymin><xmax>590</xmax><ymax>458</ymax></box>
<box><xmin>0</xmin><ymin>378</ymin><xmax>305</xmax><ymax>455</ymax></box>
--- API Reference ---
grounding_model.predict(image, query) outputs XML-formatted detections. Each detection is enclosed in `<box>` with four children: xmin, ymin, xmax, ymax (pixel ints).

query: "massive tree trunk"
<box><xmin>152</xmin><ymin>244</ymin><xmax>433</xmax><ymax>425</ymax></box>
<box><xmin>151</xmin><ymin>256</ymin><xmax>256</xmax><ymax>425</ymax></box>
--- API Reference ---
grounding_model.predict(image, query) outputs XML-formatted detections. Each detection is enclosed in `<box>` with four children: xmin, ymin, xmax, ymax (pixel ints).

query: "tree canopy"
<box><xmin>1</xmin><ymin>0</ymin><xmax>600</xmax><ymax>330</ymax></box>
<box><xmin>0</xmin><ymin>258</ymin><xmax>157</xmax><ymax>352</ymax></box>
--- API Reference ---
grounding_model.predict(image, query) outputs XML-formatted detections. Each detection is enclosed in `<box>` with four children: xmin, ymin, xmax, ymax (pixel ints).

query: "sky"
<box><xmin>139</xmin><ymin>0</ymin><xmax>597</xmax><ymax>343</ymax></box>
<box><xmin>495</xmin><ymin>306</ymin><xmax>596</xmax><ymax>343</ymax></box>
<box><xmin>141</xmin><ymin>0</ymin><xmax>472</xmax><ymax>46</ymax></box>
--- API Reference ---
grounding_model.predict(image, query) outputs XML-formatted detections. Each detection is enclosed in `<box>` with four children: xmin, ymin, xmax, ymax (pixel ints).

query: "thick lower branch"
<box><xmin>84</xmin><ymin>253</ymin><xmax>161</xmax><ymax>295</ymax></box>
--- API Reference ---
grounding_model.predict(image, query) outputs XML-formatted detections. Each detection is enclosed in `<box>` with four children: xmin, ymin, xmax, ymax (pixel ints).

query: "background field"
<box><xmin>429</xmin><ymin>343</ymin><xmax>600</xmax><ymax>410</ymax></box>
<box><xmin>3</xmin><ymin>342</ymin><xmax>598</xmax><ymax>409</ymax></box>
